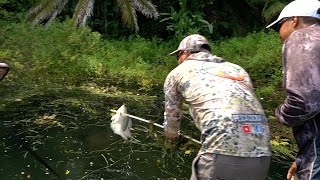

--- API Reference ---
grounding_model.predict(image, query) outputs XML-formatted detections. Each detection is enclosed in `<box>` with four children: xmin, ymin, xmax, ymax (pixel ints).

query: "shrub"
<box><xmin>0</xmin><ymin>20</ymin><xmax>176</xmax><ymax>93</ymax></box>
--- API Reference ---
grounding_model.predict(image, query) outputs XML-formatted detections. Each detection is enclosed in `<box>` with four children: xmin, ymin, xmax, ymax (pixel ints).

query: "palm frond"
<box><xmin>27</xmin><ymin>0</ymin><xmax>49</xmax><ymax>20</ymax></box>
<box><xmin>45</xmin><ymin>0</ymin><xmax>68</xmax><ymax>28</ymax></box>
<box><xmin>27</xmin><ymin>0</ymin><xmax>52</xmax><ymax>21</ymax></box>
<box><xmin>245</xmin><ymin>0</ymin><xmax>268</xmax><ymax>6</ymax></box>
<box><xmin>73</xmin><ymin>0</ymin><xmax>95</xmax><ymax>27</ymax></box>
<box><xmin>133</xmin><ymin>0</ymin><xmax>159</xmax><ymax>19</ymax></box>
<box><xmin>117</xmin><ymin>0</ymin><xmax>139</xmax><ymax>32</ymax></box>
<box><xmin>28</xmin><ymin>0</ymin><xmax>68</xmax><ymax>26</ymax></box>
<box><xmin>262</xmin><ymin>0</ymin><xmax>288</xmax><ymax>22</ymax></box>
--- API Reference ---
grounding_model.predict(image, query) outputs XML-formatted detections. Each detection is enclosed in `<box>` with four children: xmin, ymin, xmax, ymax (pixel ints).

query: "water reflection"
<box><xmin>0</xmin><ymin>89</ymin><xmax>288</xmax><ymax>179</ymax></box>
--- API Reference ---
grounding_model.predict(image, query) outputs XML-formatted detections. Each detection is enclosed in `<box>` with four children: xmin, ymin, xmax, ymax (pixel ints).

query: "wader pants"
<box><xmin>190</xmin><ymin>153</ymin><xmax>271</xmax><ymax>180</ymax></box>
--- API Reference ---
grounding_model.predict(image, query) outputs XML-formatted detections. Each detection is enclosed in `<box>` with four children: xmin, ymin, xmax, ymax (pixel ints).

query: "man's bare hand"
<box><xmin>287</xmin><ymin>161</ymin><xmax>297</xmax><ymax>180</ymax></box>
<box><xmin>164</xmin><ymin>130</ymin><xmax>179</xmax><ymax>140</ymax></box>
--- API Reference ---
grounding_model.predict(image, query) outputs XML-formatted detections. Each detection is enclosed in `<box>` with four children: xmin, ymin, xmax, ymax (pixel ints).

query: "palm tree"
<box><xmin>27</xmin><ymin>0</ymin><xmax>159</xmax><ymax>32</ymax></box>
<box><xmin>262</xmin><ymin>0</ymin><xmax>291</xmax><ymax>22</ymax></box>
<box><xmin>245</xmin><ymin>0</ymin><xmax>292</xmax><ymax>22</ymax></box>
<box><xmin>27</xmin><ymin>0</ymin><xmax>70</xmax><ymax>27</ymax></box>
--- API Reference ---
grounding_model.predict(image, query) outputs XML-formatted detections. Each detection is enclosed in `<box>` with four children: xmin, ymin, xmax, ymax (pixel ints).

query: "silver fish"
<box><xmin>110</xmin><ymin>105</ymin><xmax>132</xmax><ymax>140</ymax></box>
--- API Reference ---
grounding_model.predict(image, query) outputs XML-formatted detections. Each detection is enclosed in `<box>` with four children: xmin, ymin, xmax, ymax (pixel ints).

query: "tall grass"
<box><xmin>1</xmin><ymin>20</ymin><xmax>284</xmax><ymax>96</ymax></box>
<box><xmin>0</xmin><ymin>20</ymin><xmax>176</xmax><ymax>93</ymax></box>
<box><xmin>0</xmin><ymin>20</ymin><xmax>287</xmax><ymax>117</ymax></box>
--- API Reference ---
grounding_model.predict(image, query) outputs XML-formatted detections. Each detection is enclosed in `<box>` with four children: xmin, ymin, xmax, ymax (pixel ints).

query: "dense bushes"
<box><xmin>0</xmin><ymin>20</ymin><xmax>284</xmax><ymax>100</ymax></box>
<box><xmin>0</xmin><ymin>20</ymin><xmax>176</xmax><ymax>93</ymax></box>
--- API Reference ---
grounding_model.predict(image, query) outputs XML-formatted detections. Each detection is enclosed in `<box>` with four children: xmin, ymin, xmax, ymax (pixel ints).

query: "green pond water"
<box><xmin>0</xmin><ymin>88</ymin><xmax>290</xmax><ymax>180</ymax></box>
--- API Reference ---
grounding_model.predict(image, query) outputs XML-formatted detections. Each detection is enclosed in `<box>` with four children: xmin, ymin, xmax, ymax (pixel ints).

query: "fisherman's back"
<box><xmin>164</xmin><ymin>34</ymin><xmax>271</xmax><ymax>180</ymax></box>
<box><xmin>165</xmin><ymin>52</ymin><xmax>271</xmax><ymax>157</ymax></box>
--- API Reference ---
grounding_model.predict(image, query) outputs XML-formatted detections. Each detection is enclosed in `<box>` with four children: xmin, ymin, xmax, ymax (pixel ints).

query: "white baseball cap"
<box><xmin>266</xmin><ymin>0</ymin><xmax>320</xmax><ymax>29</ymax></box>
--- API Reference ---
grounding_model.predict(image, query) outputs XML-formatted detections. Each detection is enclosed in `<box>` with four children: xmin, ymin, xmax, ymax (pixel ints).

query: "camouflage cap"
<box><xmin>169</xmin><ymin>34</ymin><xmax>210</xmax><ymax>55</ymax></box>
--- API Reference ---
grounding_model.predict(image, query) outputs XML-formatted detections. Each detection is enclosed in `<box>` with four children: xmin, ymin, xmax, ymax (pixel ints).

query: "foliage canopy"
<box><xmin>0</xmin><ymin>0</ymin><xmax>293</xmax><ymax>39</ymax></box>
<box><xmin>27</xmin><ymin>0</ymin><xmax>159</xmax><ymax>32</ymax></box>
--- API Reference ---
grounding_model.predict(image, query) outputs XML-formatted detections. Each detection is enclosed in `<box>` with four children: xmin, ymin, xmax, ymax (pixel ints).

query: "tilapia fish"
<box><xmin>110</xmin><ymin>105</ymin><xmax>132</xmax><ymax>140</ymax></box>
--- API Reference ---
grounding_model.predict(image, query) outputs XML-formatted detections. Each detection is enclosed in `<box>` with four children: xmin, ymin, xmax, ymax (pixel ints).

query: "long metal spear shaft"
<box><xmin>110</xmin><ymin>109</ymin><xmax>201</xmax><ymax>144</ymax></box>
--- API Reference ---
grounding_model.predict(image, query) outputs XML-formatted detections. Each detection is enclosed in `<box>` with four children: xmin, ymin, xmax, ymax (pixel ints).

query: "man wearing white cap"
<box><xmin>266</xmin><ymin>0</ymin><xmax>320</xmax><ymax>180</ymax></box>
<box><xmin>163</xmin><ymin>34</ymin><xmax>271</xmax><ymax>180</ymax></box>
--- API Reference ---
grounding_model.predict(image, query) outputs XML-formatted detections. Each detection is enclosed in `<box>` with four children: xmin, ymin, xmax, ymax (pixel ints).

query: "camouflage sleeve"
<box><xmin>275</xmin><ymin>31</ymin><xmax>320</xmax><ymax>127</ymax></box>
<box><xmin>163</xmin><ymin>72</ymin><xmax>183</xmax><ymax>134</ymax></box>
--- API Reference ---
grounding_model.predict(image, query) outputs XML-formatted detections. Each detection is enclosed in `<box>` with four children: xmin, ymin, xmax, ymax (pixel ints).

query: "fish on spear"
<box><xmin>110</xmin><ymin>104</ymin><xmax>133</xmax><ymax>141</ymax></box>
<box><xmin>110</xmin><ymin>105</ymin><xmax>201</xmax><ymax>144</ymax></box>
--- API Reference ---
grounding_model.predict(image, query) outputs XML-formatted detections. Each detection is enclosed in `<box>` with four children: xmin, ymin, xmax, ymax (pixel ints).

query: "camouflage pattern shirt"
<box><xmin>275</xmin><ymin>24</ymin><xmax>320</xmax><ymax>179</ymax></box>
<box><xmin>164</xmin><ymin>52</ymin><xmax>272</xmax><ymax>157</ymax></box>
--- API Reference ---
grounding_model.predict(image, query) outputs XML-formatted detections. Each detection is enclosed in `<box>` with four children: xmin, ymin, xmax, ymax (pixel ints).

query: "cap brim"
<box><xmin>266</xmin><ymin>19</ymin><xmax>280</xmax><ymax>29</ymax></box>
<box><xmin>169</xmin><ymin>49</ymin><xmax>180</xmax><ymax>56</ymax></box>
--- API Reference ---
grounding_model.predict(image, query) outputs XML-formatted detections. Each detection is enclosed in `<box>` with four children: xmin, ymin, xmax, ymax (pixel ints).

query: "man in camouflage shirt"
<box><xmin>163</xmin><ymin>34</ymin><xmax>271</xmax><ymax>180</ymax></box>
<box><xmin>266</xmin><ymin>0</ymin><xmax>320</xmax><ymax>179</ymax></box>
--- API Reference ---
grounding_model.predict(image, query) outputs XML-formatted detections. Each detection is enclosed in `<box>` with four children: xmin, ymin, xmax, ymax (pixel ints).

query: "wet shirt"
<box><xmin>164</xmin><ymin>52</ymin><xmax>272</xmax><ymax>157</ymax></box>
<box><xmin>275</xmin><ymin>24</ymin><xmax>320</xmax><ymax>179</ymax></box>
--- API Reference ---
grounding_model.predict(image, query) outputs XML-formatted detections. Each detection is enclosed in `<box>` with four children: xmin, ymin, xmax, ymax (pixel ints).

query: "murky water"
<box><xmin>0</xmin><ymin>89</ymin><xmax>289</xmax><ymax>179</ymax></box>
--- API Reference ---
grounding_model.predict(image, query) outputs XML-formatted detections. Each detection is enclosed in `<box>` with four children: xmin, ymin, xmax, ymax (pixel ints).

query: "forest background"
<box><xmin>0</xmin><ymin>0</ymin><xmax>296</xmax><ymax>174</ymax></box>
